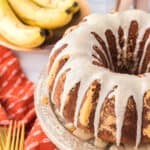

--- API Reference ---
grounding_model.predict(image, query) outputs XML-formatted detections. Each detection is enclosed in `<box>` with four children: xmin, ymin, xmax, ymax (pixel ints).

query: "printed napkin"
<box><xmin>0</xmin><ymin>46</ymin><xmax>57</xmax><ymax>150</ymax></box>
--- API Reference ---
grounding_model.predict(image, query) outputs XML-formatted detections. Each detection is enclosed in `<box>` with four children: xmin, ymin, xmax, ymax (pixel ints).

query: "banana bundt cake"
<box><xmin>47</xmin><ymin>10</ymin><xmax>150</xmax><ymax>147</ymax></box>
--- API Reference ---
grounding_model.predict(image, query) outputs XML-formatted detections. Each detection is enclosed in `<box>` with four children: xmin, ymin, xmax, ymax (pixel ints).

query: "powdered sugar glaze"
<box><xmin>48</xmin><ymin>10</ymin><xmax>150</xmax><ymax>147</ymax></box>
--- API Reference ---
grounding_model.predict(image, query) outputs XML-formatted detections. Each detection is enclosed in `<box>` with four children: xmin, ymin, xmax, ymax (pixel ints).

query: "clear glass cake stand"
<box><xmin>35</xmin><ymin>68</ymin><xmax>150</xmax><ymax>150</ymax></box>
<box><xmin>34</xmin><ymin>69</ymin><xmax>101</xmax><ymax>150</ymax></box>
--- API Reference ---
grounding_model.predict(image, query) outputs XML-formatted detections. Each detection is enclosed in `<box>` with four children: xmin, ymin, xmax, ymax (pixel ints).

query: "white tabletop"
<box><xmin>14</xmin><ymin>50</ymin><xmax>50</xmax><ymax>83</ymax></box>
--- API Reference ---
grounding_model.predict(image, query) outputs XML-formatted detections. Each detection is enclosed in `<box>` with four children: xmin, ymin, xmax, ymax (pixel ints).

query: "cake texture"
<box><xmin>47</xmin><ymin>10</ymin><xmax>150</xmax><ymax>147</ymax></box>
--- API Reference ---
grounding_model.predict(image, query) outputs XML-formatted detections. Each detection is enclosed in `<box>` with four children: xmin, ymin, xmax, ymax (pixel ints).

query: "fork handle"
<box><xmin>116</xmin><ymin>0</ymin><xmax>134</xmax><ymax>11</ymax></box>
<box><xmin>115</xmin><ymin>0</ymin><xmax>149</xmax><ymax>11</ymax></box>
<box><xmin>135</xmin><ymin>0</ymin><xmax>148</xmax><ymax>11</ymax></box>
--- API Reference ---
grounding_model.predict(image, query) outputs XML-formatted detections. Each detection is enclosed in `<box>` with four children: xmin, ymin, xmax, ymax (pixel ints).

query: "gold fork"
<box><xmin>0</xmin><ymin>126</ymin><xmax>7</xmax><ymax>150</ymax></box>
<box><xmin>0</xmin><ymin>121</ymin><xmax>25</xmax><ymax>150</ymax></box>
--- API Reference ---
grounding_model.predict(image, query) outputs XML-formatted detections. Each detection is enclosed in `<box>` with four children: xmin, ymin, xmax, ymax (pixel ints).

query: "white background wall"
<box><xmin>87</xmin><ymin>0</ymin><xmax>115</xmax><ymax>13</ymax></box>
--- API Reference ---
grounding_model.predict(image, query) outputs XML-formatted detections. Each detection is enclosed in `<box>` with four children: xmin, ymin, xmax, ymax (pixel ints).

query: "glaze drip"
<box><xmin>48</xmin><ymin>10</ymin><xmax>150</xmax><ymax>146</ymax></box>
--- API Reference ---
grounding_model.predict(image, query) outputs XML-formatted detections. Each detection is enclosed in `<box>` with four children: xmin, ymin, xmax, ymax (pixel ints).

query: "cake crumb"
<box><xmin>41</xmin><ymin>96</ymin><xmax>49</xmax><ymax>105</ymax></box>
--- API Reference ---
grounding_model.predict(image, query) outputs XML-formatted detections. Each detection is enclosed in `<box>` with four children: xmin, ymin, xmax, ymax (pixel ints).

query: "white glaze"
<box><xmin>48</xmin><ymin>10</ymin><xmax>150</xmax><ymax>146</ymax></box>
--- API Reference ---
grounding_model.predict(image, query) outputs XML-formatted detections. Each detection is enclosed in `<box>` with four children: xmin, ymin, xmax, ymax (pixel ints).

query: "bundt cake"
<box><xmin>47</xmin><ymin>10</ymin><xmax>150</xmax><ymax>148</ymax></box>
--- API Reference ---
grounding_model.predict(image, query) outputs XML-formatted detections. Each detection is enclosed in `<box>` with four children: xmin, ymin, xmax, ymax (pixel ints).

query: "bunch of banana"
<box><xmin>0</xmin><ymin>0</ymin><xmax>46</xmax><ymax>48</ymax></box>
<box><xmin>0</xmin><ymin>0</ymin><xmax>80</xmax><ymax>49</ymax></box>
<box><xmin>32</xmin><ymin>0</ymin><xmax>80</xmax><ymax>13</ymax></box>
<box><xmin>8</xmin><ymin>0</ymin><xmax>80</xmax><ymax>29</ymax></box>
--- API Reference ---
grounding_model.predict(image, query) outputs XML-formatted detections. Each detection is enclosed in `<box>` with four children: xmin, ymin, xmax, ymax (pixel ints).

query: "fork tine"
<box><xmin>19</xmin><ymin>121</ymin><xmax>25</xmax><ymax>150</ymax></box>
<box><xmin>0</xmin><ymin>140</ymin><xmax>1</xmax><ymax>150</ymax></box>
<box><xmin>0</xmin><ymin>127</ymin><xmax>3</xmax><ymax>150</ymax></box>
<box><xmin>11</xmin><ymin>121</ymin><xmax>17</xmax><ymax>150</ymax></box>
<box><xmin>0</xmin><ymin>121</ymin><xmax>25</xmax><ymax>150</ymax></box>
<box><xmin>0</xmin><ymin>127</ymin><xmax>6</xmax><ymax>149</ymax></box>
<box><xmin>5</xmin><ymin>120</ymin><xmax>13</xmax><ymax>150</ymax></box>
<box><xmin>15</xmin><ymin>121</ymin><xmax>21</xmax><ymax>150</ymax></box>
<box><xmin>2</xmin><ymin>126</ymin><xmax>7</xmax><ymax>139</ymax></box>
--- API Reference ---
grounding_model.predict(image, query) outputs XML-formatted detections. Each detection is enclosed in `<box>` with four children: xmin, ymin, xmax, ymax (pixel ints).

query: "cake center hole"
<box><xmin>91</xmin><ymin>28</ymin><xmax>150</xmax><ymax>75</ymax></box>
<box><xmin>115</xmin><ymin>53</ymin><xmax>137</xmax><ymax>74</ymax></box>
<box><xmin>102</xmin><ymin>49</ymin><xmax>150</xmax><ymax>75</ymax></box>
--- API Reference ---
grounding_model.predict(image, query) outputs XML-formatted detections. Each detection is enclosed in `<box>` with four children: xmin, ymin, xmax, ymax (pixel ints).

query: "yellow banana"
<box><xmin>8</xmin><ymin>0</ymin><xmax>73</xmax><ymax>29</ymax></box>
<box><xmin>0</xmin><ymin>0</ymin><xmax>46</xmax><ymax>48</ymax></box>
<box><xmin>32</xmin><ymin>0</ymin><xmax>80</xmax><ymax>14</ymax></box>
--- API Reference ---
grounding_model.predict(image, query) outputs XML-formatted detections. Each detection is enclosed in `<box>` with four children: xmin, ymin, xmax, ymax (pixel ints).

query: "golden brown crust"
<box><xmin>63</xmin><ymin>82</ymin><xmax>80</xmax><ymax>122</ymax></box>
<box><xmin>136</xmin><ymin>28</ymin><xmax>150</xmax><ymax>74</ymax></box>
<box><xmin>48</xmin><ymin>55</ymin><xmax>69</xmax><ymax>91</ymax></box>
<box><xmin>105</xmin><ymin>29</ymin><xmax>118</xmax><ymax>71</ymax></box>
<box><xmin>91</xmin><ymin>32</ymin><xmax>111</xmax><ymax>69</ymax></box>
<box><xmin>53</xmin><ymin>69</ymin><xmax>70</xmax><ymax>108</ymax></box>
<box><xmin>126</xmin><ymin>21</ymin><xmax>138</xmax><ymax>59</ymax></box>
<box><xmin>98</xmin><ymin>93</ymin><xmax>150</xmax><ymax>144</ymax></box>
<box><xmin>92</xmin><ymin>45</ymin><xmax>108</xmax><ymax>68</ymax></box>
<box><xmin>98</xmin><ymin>97</ymin><xmax>137</xmax><ymax>144</ymax></box>
<box><xmin>141</xmin><ymin>44</ymin><xmax>150</xmax><ymax>73</ymax></box>
<box><xmin>78</xmin><ymin>80</ymin><xmax>100</xmax><ymax>132</ymax></box>
<box><xmin>98</xmin><ymin>97</ymin><xmax>116</xmax><ymax>143</ymax></box>
<box><xmin>48</xmin><ymin>44</ymin><xmax>68</xmax><ymax>72</ymax></box>
<box><xmin>142</xmin><ymin>91</ymin><xmax>150</xmax><ymax>142</ymax></box>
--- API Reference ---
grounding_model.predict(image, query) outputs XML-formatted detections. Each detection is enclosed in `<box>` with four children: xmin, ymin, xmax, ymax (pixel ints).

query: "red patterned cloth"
<box><xmin>0</xmin><ymin>46</ymin><xmax>57</xmax><ymax>150</ymax></box>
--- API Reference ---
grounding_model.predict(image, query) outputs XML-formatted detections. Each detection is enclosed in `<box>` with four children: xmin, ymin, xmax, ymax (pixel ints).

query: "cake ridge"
<box><xmin>48</xmin><ymin>10</ymin><xmax>150</xmax><ymax>146</ymax></box>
